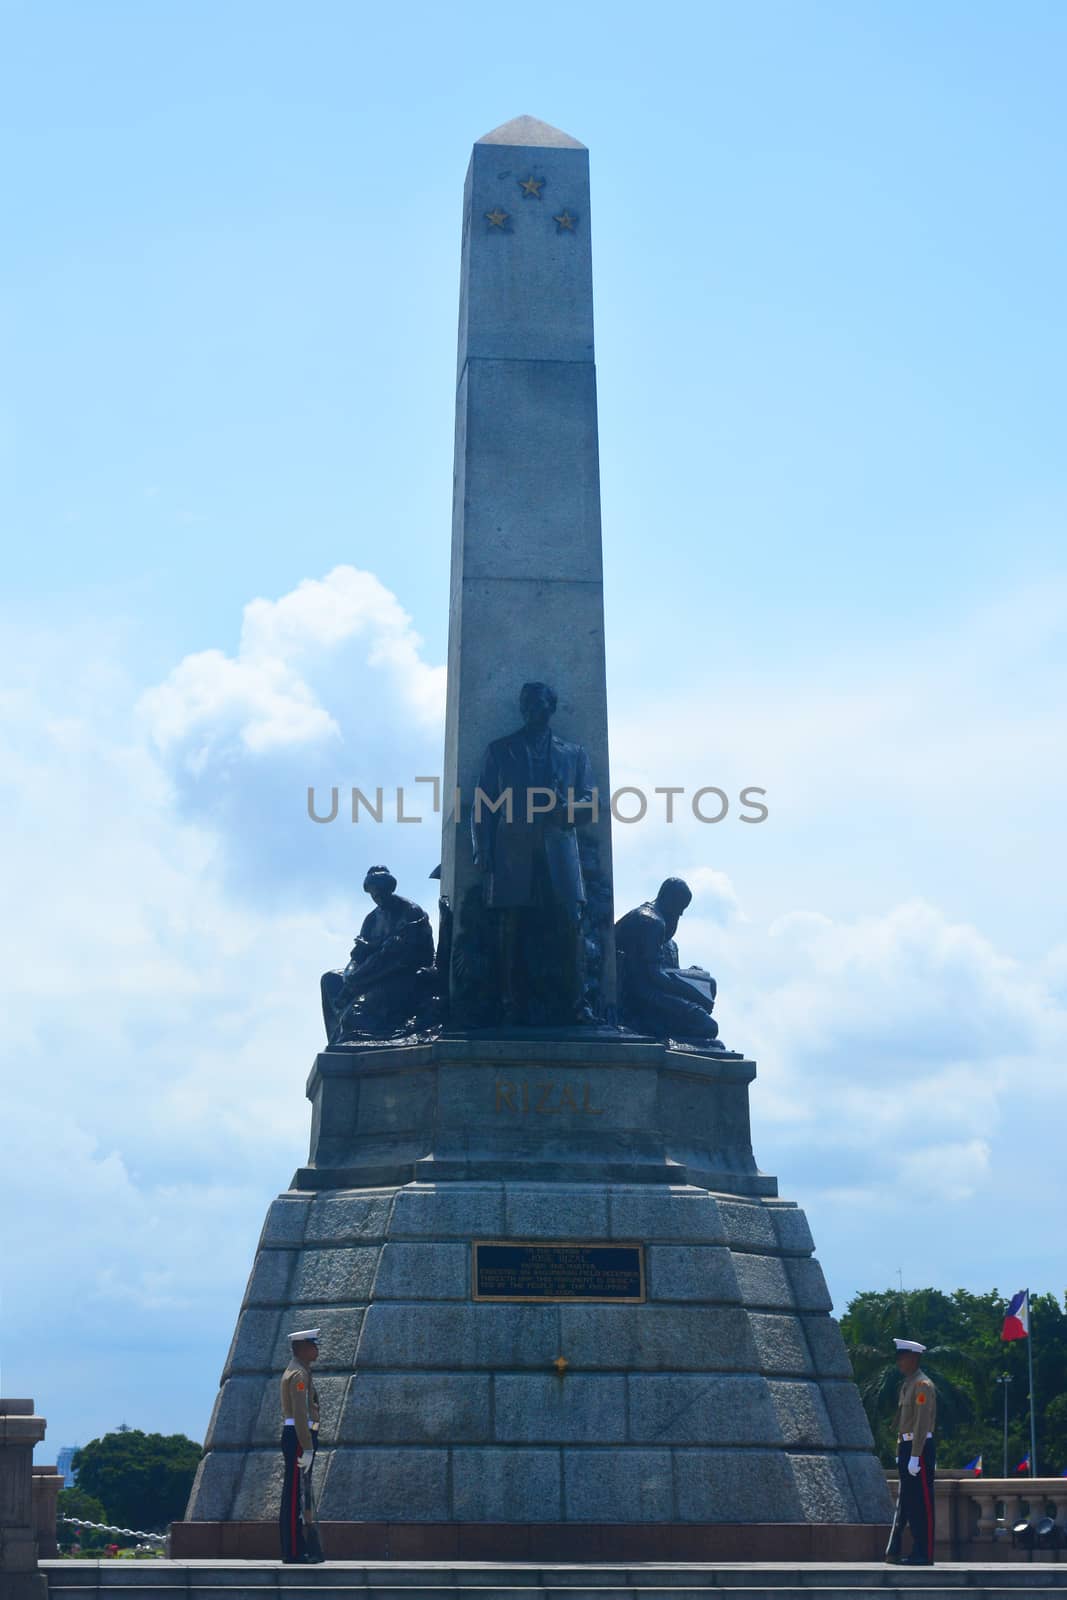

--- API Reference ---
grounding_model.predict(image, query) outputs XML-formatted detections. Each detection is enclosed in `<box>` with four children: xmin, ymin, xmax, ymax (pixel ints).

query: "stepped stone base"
<box><xmin>180</xmin><ymin>1039</ymin><xmax>891</xmax><ymax>1542</ymax></box>
<box><xmin>169</xmin><ymin>1520</ymin><xmax>890</xmax><ymax>1560</ymax></box>
<box><xmin>181</xmin><ymin>1183</ymin><xmax>890</xmax><ymax>1530</ymax></box>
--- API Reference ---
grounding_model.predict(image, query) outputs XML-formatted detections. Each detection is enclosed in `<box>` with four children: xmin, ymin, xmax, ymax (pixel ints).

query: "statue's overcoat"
<box><xmin>472</xmin><ymin>729</ymin><xmax>594</xmax><ymax>909</ymax></box>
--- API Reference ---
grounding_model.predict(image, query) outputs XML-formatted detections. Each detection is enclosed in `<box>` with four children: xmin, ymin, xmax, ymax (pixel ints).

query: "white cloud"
<box><xmin>143</xmin><ymin>565</ymin><xmax>445</xmax><ymax>765</ymax></box>
<box><xmin>608</xmin><ymin>577</ymin><xmax>1067</xmax><ymax>956</ymax></box>
<box><xmin>145</xmin><ymin>645</ymin><xmax>338</xmax><ymax>760</ymax></box>
<box><xmin>898</xmin><ymin>1139</ymin><xmax>992</xmax><ymax>1202</ymax></box>
<box><xmin>135</xmin><ymin>565</ymin><xmax>448</xmax><ymax>900</ymax></box>
<box><xmin>726</xmin><ymin>897</ymin><xmax>1059</xmax><ymax>1119</ymax></box>
<box><xmin>685</xmin><ymin>865</ymin><xmax>743</xmax><ymax>923</ymax></box>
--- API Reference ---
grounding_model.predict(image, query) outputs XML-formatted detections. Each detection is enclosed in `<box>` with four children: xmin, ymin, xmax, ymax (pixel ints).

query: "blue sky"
<box><xmin>3</xmin><ymin>0</ymin><xmax>1066</xmax><ymax>1457</ymax></box>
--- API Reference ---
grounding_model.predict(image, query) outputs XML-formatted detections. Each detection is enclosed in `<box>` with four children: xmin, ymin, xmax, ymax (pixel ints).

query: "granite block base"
<box><xmin>182</xmin><ymin>1037</ymin><xmax>891</xmax><ymax>1536</ymax></box>
<box><xmin>168</xmin><ymin>1517</ymin><xmax>892</xmax><ymax>1561</ymax></box>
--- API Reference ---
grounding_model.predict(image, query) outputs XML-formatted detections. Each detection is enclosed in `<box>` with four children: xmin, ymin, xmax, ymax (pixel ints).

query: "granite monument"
<box><xmin>176</xmin><ymin>114</ymin><xmax>891</xmax><ymax>1560</ymax></box>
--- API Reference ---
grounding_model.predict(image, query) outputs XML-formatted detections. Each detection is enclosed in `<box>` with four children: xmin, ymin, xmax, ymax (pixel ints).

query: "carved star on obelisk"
<box><xmin>554</xmin><ymin>210</ymin><xmax>576</xmax><ymax>232</ymax></box>
<box><xmin>485</xmin><ymin>207</ymin><xmax>509</xmax><ymax>228</ymax></box>
<box><xmin>519</xmin><ymin>175</ymin><xmax>544</xmax><ymax>198</ymax></box>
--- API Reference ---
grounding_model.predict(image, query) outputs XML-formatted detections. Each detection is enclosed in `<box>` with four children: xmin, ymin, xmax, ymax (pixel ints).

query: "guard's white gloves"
<box><xmin>299</xmin><ymin>1453</ymin><xmax>313</xmax><ymax>1473</ymax></box>
<box><xmin>908</xmin><ymin>1455</ymin><xmax>921</xmax><ymax>1476</ymax></box>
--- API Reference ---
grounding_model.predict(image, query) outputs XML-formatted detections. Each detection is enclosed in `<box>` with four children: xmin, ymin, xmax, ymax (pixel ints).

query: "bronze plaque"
<box><xmin>472</xmin><ymin>1240</ymin><xmax>645</xmax><ymax>1302</ymax></box>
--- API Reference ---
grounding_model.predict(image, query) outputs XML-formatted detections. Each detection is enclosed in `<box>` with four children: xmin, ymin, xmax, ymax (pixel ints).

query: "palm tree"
<box><xmin>841</xmin><ymin>1289</ymin><xmax>976</xmax><ymax>1451</ymax></box>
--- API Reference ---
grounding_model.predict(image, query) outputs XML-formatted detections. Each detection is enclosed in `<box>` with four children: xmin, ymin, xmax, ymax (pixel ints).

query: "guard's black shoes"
<box><xmin>901</xmin><ymin>1555</ymin><xmax>934</xmax><ymax>1565</ymax></box>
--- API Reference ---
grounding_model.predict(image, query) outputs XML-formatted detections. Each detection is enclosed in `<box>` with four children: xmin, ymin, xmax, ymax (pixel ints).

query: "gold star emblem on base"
<box><xmin>519</xmin><ymin>175</ymin><xmax>544</xmax><ymax>198</ymax></box>
<box><xmin>553</xmin><ymin>1356</ymin><xmax>569</xmax><ymax>1375</ymax></box>
<box><xmin>554</xmin><ymin>210</ymin><xmax>576</xmax><ymax>232</ymax></box>
<box><xmin>485</xmin><ymin>208</ymin><xmax>509</xmax><ymax>228</ymax></box>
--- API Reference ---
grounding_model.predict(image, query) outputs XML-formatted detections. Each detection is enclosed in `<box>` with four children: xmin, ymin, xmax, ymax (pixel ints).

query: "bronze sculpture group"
<box><xmin>320</xmin><ymin>682</ymin><xmax>723</xmax><ymax>1048</ymax></box>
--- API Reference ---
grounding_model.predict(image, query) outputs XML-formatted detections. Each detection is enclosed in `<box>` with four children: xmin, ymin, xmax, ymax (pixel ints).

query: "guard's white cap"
<box><xmin>893</xmin><ymin>1338</ymin><xmax>926</xmax><ymax>1353</ymax></box>
<box><xmin>288</xmin><ymin>1328</ymin><xmax>320</xmax><ymax>1343</ymax></box>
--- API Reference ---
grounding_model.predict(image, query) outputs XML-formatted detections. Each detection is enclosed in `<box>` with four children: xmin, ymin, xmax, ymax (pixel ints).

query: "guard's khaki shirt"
<box><xmin>895</xmin><ymin>1368</ymin><xmax>937</xmax><ymax>1453</ymax></box>
<box><xmin>280</xmin><ymin>1360</ymin><xmax>320</xmax><ymax>1452</ymax></box>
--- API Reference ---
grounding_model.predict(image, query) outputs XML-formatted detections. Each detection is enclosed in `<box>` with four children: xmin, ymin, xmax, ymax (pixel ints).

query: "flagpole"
<box><xmin>1027</xmin><ymin>1290</ymin><xmax>1038</xmax><ymax>1477</ymax></box>
<box><xmin>997</xmin><ymin>1372</ymin><xmax>1012</xmax><ymax>1478</ymax></box>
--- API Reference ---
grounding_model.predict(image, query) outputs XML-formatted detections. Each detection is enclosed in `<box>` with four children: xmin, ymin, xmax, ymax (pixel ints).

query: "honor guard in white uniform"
<box><xmin>279</xmin><ymin>1328</ymin><xmax>324</xmax><ymax>1564</ymax></box>
<box><xmin>885</xmin><ymin>1338</ymin><xmax>937</xmax><ymax>1566</ymax></box>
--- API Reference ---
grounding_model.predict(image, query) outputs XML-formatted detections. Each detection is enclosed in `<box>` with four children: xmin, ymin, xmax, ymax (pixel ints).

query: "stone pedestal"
<box><xmin>175</xmin><ymin>1038</ymin><xmax>892</xmax><ymax>1556</ymax></box>
<box><xmin>300</xmin><ymin>1036</ymin><xmax>774</xmax><ymax>1195</ymax></box>
<box><xmin>1</xmin><ymin>1399</ymin><xmax>49</xmax><ymax>1600</ymax></box>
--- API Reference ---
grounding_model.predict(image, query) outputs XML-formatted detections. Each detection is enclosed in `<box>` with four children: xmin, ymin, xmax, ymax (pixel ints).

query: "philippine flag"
<box><xmin>1017</xmin><ymin>1454</ymin><xmax>1031</xmax><ymax>1474</ymax></box>
<box><xmin>964</xmin><ymin>1455</ymin><xmax>983</xmax><ymax>1475</ymax></box>
<box><xmin>1002</xmin><ymin>1290</ymin><xmax>1029</xmax><ymax>1342</ymax></box>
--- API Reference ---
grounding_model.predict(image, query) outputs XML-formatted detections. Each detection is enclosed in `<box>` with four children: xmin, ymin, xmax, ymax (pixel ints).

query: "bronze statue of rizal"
<box><xmin>471</xmin><ymin>681</ymin><xmax>596</xmax><ymax>1023</ymax></box>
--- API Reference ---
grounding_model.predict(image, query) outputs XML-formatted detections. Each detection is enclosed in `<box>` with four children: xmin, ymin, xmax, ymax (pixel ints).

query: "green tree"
<box><xmin>72</xmin><ymin>1429</ymin><xmax>202</xmax><ymax>1533</ymax></box>
<box><xmin>839</xmin><ymin>1288</ymin><xmax>976</xmax><ymax>1464</ymax></box>
<box><xmin>840</xmin><ymin>1287</ymin><xmax>1067</xmax><ymax>1473</ymax></box>
<box><xmin>56</xmin><ymin>1487</ymin><xmax>109</xmax><ymax>1551</ymax></box>
<box><xmin>1043</xmin><ymin>1393</ymin><xmax>1067</xmax><ymax>1476</ymax></box>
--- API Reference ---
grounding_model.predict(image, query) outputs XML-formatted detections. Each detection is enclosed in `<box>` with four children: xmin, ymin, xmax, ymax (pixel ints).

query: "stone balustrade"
<box><xmin>887</xmin><ymin>1471</ymin><xmax>1067</xmax><ymax>1560</ymax></box>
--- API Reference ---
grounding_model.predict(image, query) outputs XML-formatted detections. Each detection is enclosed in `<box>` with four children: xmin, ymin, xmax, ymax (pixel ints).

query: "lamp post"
<box><xmin>996</xmin><ymin>1372</ymin><xmax>1013</xmax><ymax>1479</ymax></box>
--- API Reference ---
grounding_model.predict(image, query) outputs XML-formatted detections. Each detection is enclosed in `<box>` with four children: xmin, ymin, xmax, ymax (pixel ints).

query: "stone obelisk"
<box><xmin>440</xmin><ymin>115</ymin><xmax>614</xmax><ymax>1013</ymax></box>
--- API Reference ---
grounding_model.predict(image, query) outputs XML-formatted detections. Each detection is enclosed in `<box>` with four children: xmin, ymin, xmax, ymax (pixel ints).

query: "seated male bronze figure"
<box><xmin>320</xmin><ymin>866</ymin><xmax>436</xmax><ymax>1043</ymax></box>
<box><xmin>614</xmin><ymin>877</ymin><xmax>722</xmax><ymax>1044</ymax></box>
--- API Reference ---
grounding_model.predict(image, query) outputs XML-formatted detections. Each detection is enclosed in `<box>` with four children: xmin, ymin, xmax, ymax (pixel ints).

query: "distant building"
<box><xmin>56</xmin><ymin>1446</ymin><xmax>78</xmax><ymax>1487</ymax></box>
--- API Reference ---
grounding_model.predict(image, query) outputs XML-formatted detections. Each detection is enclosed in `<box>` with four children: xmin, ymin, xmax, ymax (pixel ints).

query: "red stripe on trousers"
<box><xmin>919</xmin><ymin>1453</ymin><xmax>934</xmax><ymax>1555</ymax></box>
